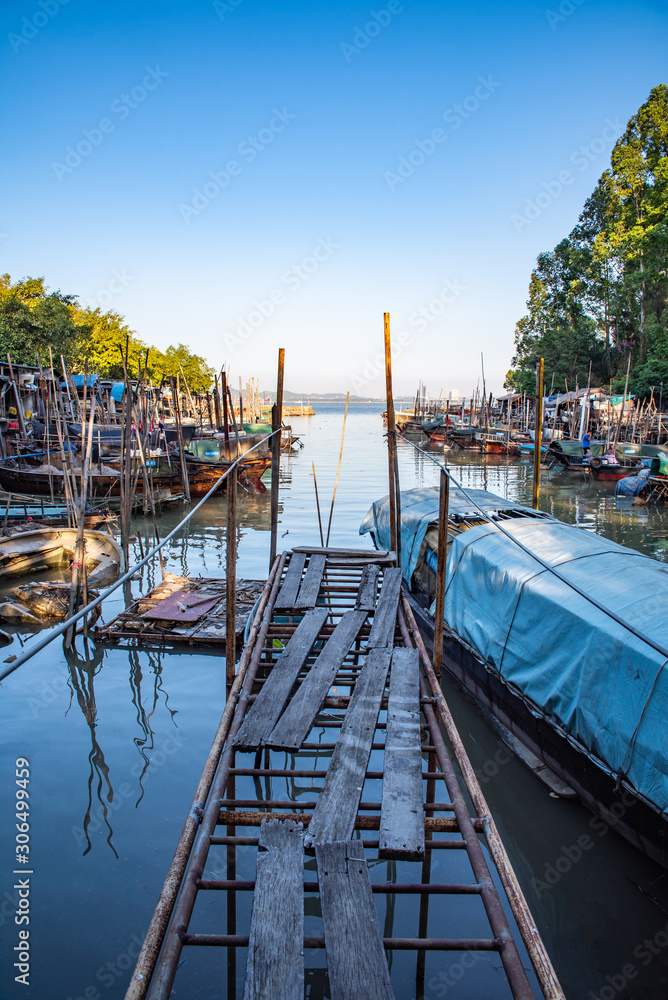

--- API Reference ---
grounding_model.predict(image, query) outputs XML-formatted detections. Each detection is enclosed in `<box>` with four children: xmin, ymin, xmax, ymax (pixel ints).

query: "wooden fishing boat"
<box><xmin>587</xmin><ymin>455</ymin><xmax>643</xmax><ymax>481</ymax></box>
<box><xmin>0</xmin><ymin>528</ymin><xmax>124</xmax><ymax>585</ymax></box>
<box><xmin>0</xmin><ymin>453</ymin><xmax>270</xmax><ymax>498</ymax></box>
<box><xmin>361</xmin><ymin>485</ymin><xmax>668</xmax><ymax>868</ymax></box>
<box><xmin>444</xmin><ymin>426</ymin><xmax>483</xmax><ymax>449</ymax></box>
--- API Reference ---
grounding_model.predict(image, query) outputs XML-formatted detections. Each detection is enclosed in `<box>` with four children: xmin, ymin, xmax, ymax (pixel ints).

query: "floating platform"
<box><xmin>124</xmin><ymin>547</ymin><xmax>563</xmax><ymax>1000</ymax></box>
<box><xmin>95</xmin><ymin>573</ymin><xmax>265</xmax><ymax>648</ymax></box>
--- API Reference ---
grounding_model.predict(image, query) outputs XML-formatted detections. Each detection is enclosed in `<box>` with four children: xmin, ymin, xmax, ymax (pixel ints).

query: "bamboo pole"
<box><xmin>312</xmin><ymin>462</ymin><xmax>324</xmax><ymax>546</ymax></box>
<box><xmin>225</xmin><ymin>465</ymin><xmax>237</xmax><ymax>695</ymax></box>
<box><xmin>613</xmin><ymin>355</ymin><xmax>631</xmax><ymax>449</ymax></box>
<box><xmin>221</xmin><ymin>371</ymin><xmax>230</xmax><ymax>460</ymax></box>
<box><xmin>269</xmin><ymin>348</ymin><xmax>285</xmax><ymax>570</ymax></box>
<box><xmin>383</xmin><ymin>313</ymin><xmax>401</xmax><ymax>565</ymax></box>
<box><xmin>6</xmin><ymin>353</ymin><xmax>27</xmax><ymax>442</ymax></box>
<box><xmin>238</xmin><ymin>376</ymin><xmax>244</xmax><ymax>427</ymax></box>
<box><xmin>171</xmin><ymin>378</ymin><xmax>191</xmax><ymax>502</ymax></box>
<box><xmin>432</xmin><ymin>468</ymin><xmax>449</xmax><ymax>679</ymax></box>
<box><xmin>325</xmin><ymin>391</ymin><xmax>349</xmax><ymax>547</ymax></box>
<box><xmin>532</xmin><ymin>358</ymin><xmax>544</xmax><ymax>510</ymax></box>
<box><xmin>65</xmin><ymin>365</ymin><xmax>96</xmax><ymax>650</ymax></box>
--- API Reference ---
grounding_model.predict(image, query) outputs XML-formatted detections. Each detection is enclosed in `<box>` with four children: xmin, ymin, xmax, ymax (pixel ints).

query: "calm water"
<box><xmin>1</xmin><ymin>401</ymin><xmax>668</xmax><ymax>1000</ymax></box>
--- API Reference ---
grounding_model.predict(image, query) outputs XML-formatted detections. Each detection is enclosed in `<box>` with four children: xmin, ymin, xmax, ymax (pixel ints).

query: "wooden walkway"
<box><xmin>124</xmin><ymin>547</ymin><xmax>563</xmax><ymax>1000</ymax></box>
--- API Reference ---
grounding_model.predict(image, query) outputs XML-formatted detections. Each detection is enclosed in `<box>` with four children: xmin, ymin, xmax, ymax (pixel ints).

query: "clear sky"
<box><xmin>1</xmin><ymin>0</ymin><xmax>667</xmax><ymax>397</ymax></box>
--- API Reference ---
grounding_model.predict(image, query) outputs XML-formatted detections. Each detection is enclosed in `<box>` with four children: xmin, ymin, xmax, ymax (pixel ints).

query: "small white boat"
<box><xmin>0</xmin><ymin>528</ymin><xmax>124</xmax><ymax>586</ymax></box>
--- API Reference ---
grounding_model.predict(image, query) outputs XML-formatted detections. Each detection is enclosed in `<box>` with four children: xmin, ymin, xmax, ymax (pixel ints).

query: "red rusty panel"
<box><xmin>144</xmin><ymin>590</ymin><xmax>220</xmax><ymax>622</ymax></box>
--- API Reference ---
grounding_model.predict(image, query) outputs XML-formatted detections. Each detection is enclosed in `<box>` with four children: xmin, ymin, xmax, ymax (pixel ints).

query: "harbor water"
<box><xmin>1</xmin><ymin>401</ymin><xmax>668</xmax><ymax>1000</ymax></box>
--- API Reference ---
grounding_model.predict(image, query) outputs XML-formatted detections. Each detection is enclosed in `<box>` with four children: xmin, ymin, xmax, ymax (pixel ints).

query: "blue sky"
<box><xmin>1</xmin><ymin>0</ymin><xmax>667</xmax><ymax>396</ymax></box>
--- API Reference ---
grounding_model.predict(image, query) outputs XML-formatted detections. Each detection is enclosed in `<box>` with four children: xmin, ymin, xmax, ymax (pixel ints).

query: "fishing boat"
<box><xmin>0</xmin><ymin>527</ymin><xmax>123</xmax><ymax>585</ymax></box>
<box><xmin>587</xmin><ymin>454</ymin><xmax>643</xmax><ymax>481</ymax></box>
<box><xmin>0</xmin><ymin>453</ymin><xmax>270</xmax><ymax>498</ymax></box>
<box><xmin>544</xmin><ymin>439</ymin><xmax>600</xmax><ymax>469</ymax></box>
<box><xmin>361</xmin><ymin>485</ymin><xmax>668</xmax><ymax>867</ymax></box>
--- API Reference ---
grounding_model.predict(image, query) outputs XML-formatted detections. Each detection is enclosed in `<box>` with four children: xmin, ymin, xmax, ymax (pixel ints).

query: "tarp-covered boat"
<box><xmin>361</xmin><ymin>485</ymin><xmax>668</xmax><ymax>865</ymax></box>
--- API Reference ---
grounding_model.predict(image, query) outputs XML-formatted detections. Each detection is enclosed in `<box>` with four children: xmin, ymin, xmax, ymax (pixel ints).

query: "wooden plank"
<box><xmin>294</xmin><ymin>553</ymin><xmax>327</xmax><ymax>609</ymax></box>
<box><xmin>379</xmin><ymin>648</ymin><xmax>424</xmax><ymax>860</ymax></box>
<box><xmin>303</xmin><ymin>646</ymin><xmax>391</xmax><ymax>848</ymax></box>
<box><xmin>265</xmin><ymin>610</ymin><xmax>368</xmax><ymax>751</ymax></box>
<box><xmin>316</xmin><ymin>840</ymin><xmax>395</xmax><ymax>1000</ymax></box>
<box><xmin>366</xmin><ymin>567</ymin><xmax>402</xmax><ymax>648</ymax></box>
<box><xmin>355</xmin><ymin>564</ymin><xmax>379</xmax><ymax>611</ymax></box>
<box><xmin>292</xmin><ymin>546</ymin><xmax>391</xmax><ymax>558</ymax></box>
<box><xmin>274</xmin><ymin>552</ymin><xmax>306</xmax><ymax>609</ymax></box>
<box><xmin>243</xmin><ymin>818</ymin><xmax>304</xmax><ymax>1000</ymax></box>
<box><xmin>233</xmin><ymin>607</ymin><xmax>329</xmax><ymax>750</ymax></box>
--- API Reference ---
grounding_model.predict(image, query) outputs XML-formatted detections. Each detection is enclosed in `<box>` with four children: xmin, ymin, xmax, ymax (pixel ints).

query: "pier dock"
<box><xmin>125</xmin><ymin>546</ymin><xmax>563</xmax><ymax>1000</ymax></box>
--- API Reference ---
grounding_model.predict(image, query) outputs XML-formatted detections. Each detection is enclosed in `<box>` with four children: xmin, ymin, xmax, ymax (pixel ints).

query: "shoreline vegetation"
<box><xmin>506</xmin><ymin>84</ymin><xmax>668</xmax><ymax>403</ymax></box>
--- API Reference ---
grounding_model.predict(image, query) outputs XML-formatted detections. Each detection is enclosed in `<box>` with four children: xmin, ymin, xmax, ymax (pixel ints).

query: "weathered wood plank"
<box><xmin>294</xmin><ymin>553</ymin><xmax>327</xmax><ymax>609</ymax></box>
<box><xmin>274</xmin><ymin>552</ymin><xmax>306</xmax><ymax>609</ymax></box>
<box><xmin>316</xmin><ymin>840</ymin><xmax>395</xmax><ymax>1000</ymax></box>
<box><xmin>303</xmin><ymin>646</ymin><xmax>392</xmax><ymax>848</ymax></box>
<box><xmin>292</xmin><ymin>546</ymin><xmax>391</xmax><ymax>559</ymax></box>
<box><xmin>265</xmin><ymin>610</ymin><xmax>368</xmax><ymax>751</ymax></box>
<box><xmin>379</xmin><ymin>648</ymin><xmax>424</xmax><ymax>860</ymax></box>
<box><xmin>243</xmin><ymin>818</ymin><xmax>304</xmax><ymax>1000</ymax></box>
<box><xmin>355</xmin><ymin>564</ymin><xmax>379</xmax><ymax>611</ymax></box>
<box><xmin>233</xmin><ymin>607</ymin><xmax>329</xmax><ymax>750</ymax></box>
<box><xmin>366</xmin><ymin>567</ymin><xmax>402</xmax><ymax>648</ymax></box>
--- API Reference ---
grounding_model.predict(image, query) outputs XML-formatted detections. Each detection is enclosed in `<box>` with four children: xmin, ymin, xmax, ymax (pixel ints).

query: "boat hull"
<box><xmin>407</xmin><ymin>590</ymin><xmax>668</xmax><ymax>868</ymax></box>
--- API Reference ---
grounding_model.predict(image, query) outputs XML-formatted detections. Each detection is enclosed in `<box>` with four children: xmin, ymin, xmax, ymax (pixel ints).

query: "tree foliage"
<box><xmin>0</xmin><ymin>275</ymin><xmax>215</xmax><ymax>392</ymax></box>
<box><xmin>507</xmin><ymin>85</ymin><xmax>668</xmax><ymax>400</ymax></box>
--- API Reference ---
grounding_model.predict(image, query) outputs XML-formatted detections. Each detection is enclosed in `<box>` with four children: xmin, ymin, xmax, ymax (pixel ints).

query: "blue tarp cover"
<box><xmin>361</xmin><ymin>486</ymin><xmax>668</xmax><ymax>816</ymax></box>
<box><xmin>111</xmin><ymin>382</ymin><xmax>125</xmax><ymax>401</ymax></box>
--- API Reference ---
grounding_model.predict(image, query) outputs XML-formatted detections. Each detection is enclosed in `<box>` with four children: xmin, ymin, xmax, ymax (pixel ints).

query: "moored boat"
<box><xmin>0</xmin><ymin>527</ymin><xmax>123</xmax><ymax>585</ymax></box>
<box><xmin>361</xmin><ymin>484</ymin><xmax>668</xmax><ymax>867</ymax></box>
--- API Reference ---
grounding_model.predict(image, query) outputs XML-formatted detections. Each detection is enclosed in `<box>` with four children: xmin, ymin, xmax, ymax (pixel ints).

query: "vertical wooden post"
<box><xmin>226</xmin><ymin>465</ymin><xmax>237</xmax><ymax>695</ymax></box>
<box><xmin>238</xmin><ymin>376</ymin><xmax>244</xmax><ymax>428</ymax></box>
<box><xmin>222</xmin><ymin>371</ymin><xmax>230</xmax><ymax>459</ymax></box>
<box><xmin>432</xmin><ymin>468</ymin><xmax>449</xmax><ymax>679</ymax></box>
<box><xmin>269</xmin><ymin>348</ymin><xmax>285</xmax><ymax>570</ymax></box>
<box><xmin>171</xmin><ymin>377</ymin><xmax>191</xmax><ymax>502</ymax></box>
<box><xmin>213</xmin><ymin>375</ymin><xmax>222</xmax><ymax>430</ymax></box>
<box><xmin>383</xmin><ymin>314</ymin><xmax>401</xmax><ymax>566</ymax></box>
<box><xmin>532</xmin><ymin>358</ymin><xmax>544</xmax><ymax>511</ymax></box>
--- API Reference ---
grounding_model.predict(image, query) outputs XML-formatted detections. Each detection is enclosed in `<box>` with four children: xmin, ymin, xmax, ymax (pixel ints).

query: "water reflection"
<box><xmin>64</xmin><ymin>642</ymin><xmax>117</xmax><ymax>857</ymax></box>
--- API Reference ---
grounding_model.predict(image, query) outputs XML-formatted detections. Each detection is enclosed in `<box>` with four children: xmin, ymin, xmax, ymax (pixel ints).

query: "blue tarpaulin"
<box><xmin>361</xmin><ymin>486</ymin><xmax>668</xmax><ymax>817</ymax></box>
<box><xmin>111</xmin><ymin>382</ymin><xmax>125</xmax><ymax>402</ymax></box>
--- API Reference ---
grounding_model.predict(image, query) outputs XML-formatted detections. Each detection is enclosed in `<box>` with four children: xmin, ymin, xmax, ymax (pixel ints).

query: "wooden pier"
<box><xmin>124</xmin><ymin>546</ymin><xmax>563</xmax><ymax>1000</ymax></box>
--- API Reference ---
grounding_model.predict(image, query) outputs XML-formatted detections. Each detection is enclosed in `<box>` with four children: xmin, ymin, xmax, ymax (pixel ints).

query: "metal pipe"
<box><xmin>142</xmin><ymin>550</ymin><xmax>288</xmax><ymax>1000</ymax></box>
<box><xmin>269</xmin><ymin>347</ymin><xmax>285</xmax><ymax>569</ymax></box>
<box><xmin>123</xmin><ymin>551</ymin><xmax>287</xmax><ymax>1000</ymax></box>
<box><xmin>399</xmin><ymin>593</ymin><xmax>564</xmax><ymax>1000</ymax></box>
<box><xmin>226</xmin><ymin>465</ymin><xmax>237</xmax><ymax>694</ymax></box>
<box><xmin>432</xmin><ymin>468</ymin><xmax>449</xmax><ymax>678</ymax></box>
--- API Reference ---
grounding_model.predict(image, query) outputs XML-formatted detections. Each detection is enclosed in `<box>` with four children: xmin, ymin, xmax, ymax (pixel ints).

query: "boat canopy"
<box><xmin>361</xmin><ymin>485</ymin><xmax>668</xmax><ymax>818</ymax></box>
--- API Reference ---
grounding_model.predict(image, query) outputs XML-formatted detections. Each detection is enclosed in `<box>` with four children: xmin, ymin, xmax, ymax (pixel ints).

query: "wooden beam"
<box><xmin>355</xmin><ymin>564</ymin><xmax>379</xmax><ymax>611</ymax></box>
<box><xmin>304</xmin><ymin>646</ymin><xmax>392</xmax><ymax>847</ymax></box>
<box><xmin>294</xmin><ymin>553</ymin><xmax>326</xmax><ymax>609</ymax></box>
<box><xmin>233</xmin><ymin>607</ymin><xmax>328</xmax><ymax>750</ymax></box>
<box><xmin>367</xmin><ymin>567</ymin><xmax>402</xmax><ymax>648</ymax></box>
<box><xmin>243</xmin><ymin>819</ymin><xmax>304</xmax><ymax>1000</ymax></box>
<box><xmin>379</xmin><ymin>648</ymin><xmax>424</xmax><ymax>860</ymax></box>
<box><xmin>316</xmin><ymin>840</ymin><xmax>395</xmax><ymax>1000</ymax></box>
<box><xmin>274</xmin><ymin>552</ymin><xmax>306</xmax><ymax>609</ymax></box>
<box><xmin>265</xmin><ymin>610</ymin><xmax>368</xmax><ymax>751</ymax></box>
